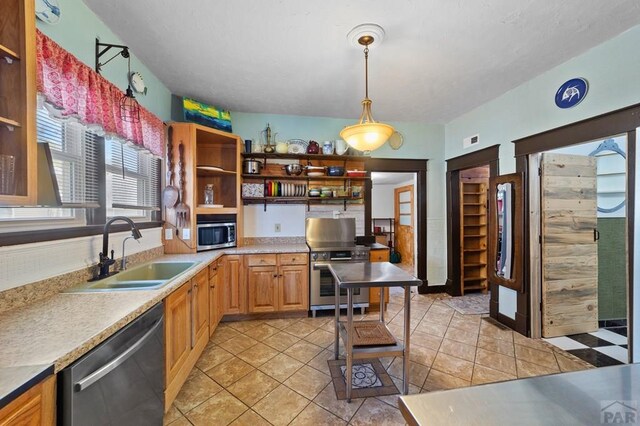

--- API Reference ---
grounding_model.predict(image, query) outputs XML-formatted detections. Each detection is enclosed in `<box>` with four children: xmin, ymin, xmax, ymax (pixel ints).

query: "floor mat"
<box><xmin>442</xmin><ymin>293</ymin><xmax>490</xmax><ymax>315</ymax></box>
<box><xmin>328</xmin><ymin>358</ymin><xmax>399</xmax><ymax>400</ymax></box>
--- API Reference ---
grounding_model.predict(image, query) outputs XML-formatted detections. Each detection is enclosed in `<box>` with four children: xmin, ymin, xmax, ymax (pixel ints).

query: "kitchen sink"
<box><xmin>65</xmin><ymin>261</ymin><xmax>200</xmax><ymax>292</ymax></box>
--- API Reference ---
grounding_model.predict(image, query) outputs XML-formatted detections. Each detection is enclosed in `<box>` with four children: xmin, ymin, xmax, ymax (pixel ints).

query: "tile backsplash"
<box><xmin>305</xmin><ymin>204</ymin><xmax>365</xmax><ymax>236</ymax></box>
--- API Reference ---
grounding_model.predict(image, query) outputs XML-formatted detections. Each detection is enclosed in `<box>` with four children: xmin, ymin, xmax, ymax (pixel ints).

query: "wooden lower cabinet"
<box><xmin>279</xmin><ymin>265</ymin><xmax>308</xmax><ymax>311</ymax></box>
<box><xmin>247</xmin><ymin>265</ymin><xmax>279</xmax><ymax>312</ymax></box>
<box><xmin>222</xmin><ymin>255</ymin><xmax>246</xmax><ymax>314</ymax></box>
<box><xmin>246</xmin><ymin>253</ymin><xmax>308</xmax><ymax>313</ymax></box>
<box><xmin>0</xmin><ymin>375</ymin><xmax>55</xmax><ymax>425</ymax></box>
<box><xmin>164</xmin><ymin>268</ymin><xmax>209</xmax><ymax>410</ymax></box>
<box><xmin>369</xmin><ymin>249</ymin><xmax>390</xmax><ymax>306</ymax></box>
<box><xmin>208</xmin><ymin>260</ymin><xmax>223</xmax><ymax>335</ymax></box>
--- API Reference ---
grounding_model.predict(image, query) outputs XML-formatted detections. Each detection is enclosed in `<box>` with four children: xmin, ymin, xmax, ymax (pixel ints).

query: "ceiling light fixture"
<box><xmin>340</xmin><ymin>24</ymin><xmax>394</xmax><ymax>153</ymax></box>
<box><xmin>95</xmin><ymin>39</ymin><xmax>141</xmax><ymax>123</ymax></box>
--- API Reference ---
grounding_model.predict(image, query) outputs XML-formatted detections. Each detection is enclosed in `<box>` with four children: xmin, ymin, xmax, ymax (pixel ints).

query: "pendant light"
<box><xmin>95</xmin><ymin>40</ymin><xmax>141</xmax><ymax>123</ymax></box>
<box><xmin>340</xmin><ymin>24</ymin><xmax>394</xmax><ymax>153</ymax></box>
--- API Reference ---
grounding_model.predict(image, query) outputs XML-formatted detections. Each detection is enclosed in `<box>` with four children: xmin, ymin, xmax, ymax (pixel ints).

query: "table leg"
<box><xmin>403</xmin><ymin>285</ymin><xmax>411</xmax><ymax>395</ymax></box>
<box><xmin>379</xmin><ymin>286</ymin><xmax>385</xmax><ymax>323</ymax></box>
<box><xmin>346</xmin><ymin>288</ymin><xmax>353</xmax><ymax>403</ymax></box>
<box><xmin>334</xmin><ymin>275</ymin><xmax>340</xmax><ymax>360</ymax></box>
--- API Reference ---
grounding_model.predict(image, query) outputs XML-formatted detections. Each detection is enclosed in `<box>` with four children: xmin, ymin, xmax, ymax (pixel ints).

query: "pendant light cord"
<box><xmin>364</xmin><ymin>46</ymin><xmax>369</xmax><ymax>99</ymax></box>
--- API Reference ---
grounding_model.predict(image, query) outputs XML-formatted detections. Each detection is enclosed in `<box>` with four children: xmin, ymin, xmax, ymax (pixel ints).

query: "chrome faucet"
<box><xmin>94</xmin><ymin>216</ymin><xmax>142</xmax><ymax>280</ymax></box>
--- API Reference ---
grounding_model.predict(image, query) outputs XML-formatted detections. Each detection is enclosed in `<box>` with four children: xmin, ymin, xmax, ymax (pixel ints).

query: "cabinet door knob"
<box><xmin>273</xmin><ymin>274</ymin><xmax>278</xmax><ymax>278</ymax></box>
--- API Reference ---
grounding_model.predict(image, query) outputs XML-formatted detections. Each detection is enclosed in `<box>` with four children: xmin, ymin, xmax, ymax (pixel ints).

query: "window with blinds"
<box><xmin>36</xmin><ymin>108</ymin><xmax>100</xmax><ymax>207</ymax></box>
<box><xmin>105</xmin><ymin>139</ymin><xmax>160</xmax><ymax>219</ymax></box>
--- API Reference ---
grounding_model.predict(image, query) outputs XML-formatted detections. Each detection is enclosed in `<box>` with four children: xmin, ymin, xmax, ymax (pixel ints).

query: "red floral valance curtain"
<box><xmin>35</xmin><ymin>30</ymin><xmax>164</xmax><ymax>157</ymax></box>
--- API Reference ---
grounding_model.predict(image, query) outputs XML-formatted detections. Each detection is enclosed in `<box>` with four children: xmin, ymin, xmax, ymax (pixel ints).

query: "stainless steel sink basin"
<box><xmin>65</xmin><ymin>261</ymin><xmax>200</xmax><ymax>292</ymax></box>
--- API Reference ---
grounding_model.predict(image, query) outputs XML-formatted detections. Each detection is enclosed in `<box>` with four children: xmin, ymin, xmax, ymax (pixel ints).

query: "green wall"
<box><xmin>598</xmin><ymin>218</ymin><xmax>627</xmax><ymax>320</ymax></box>
<box><xmin>36</xmin><ymin>0</ymin><xmax>171</xmax><ymax>120</ymax></box>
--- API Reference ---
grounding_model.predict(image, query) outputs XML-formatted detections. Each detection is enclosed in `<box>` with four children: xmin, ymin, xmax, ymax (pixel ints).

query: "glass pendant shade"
<box><xmin>340</xmin><ymin>98</ymin><xmax>394</xmax><ymax>152</ymax></box>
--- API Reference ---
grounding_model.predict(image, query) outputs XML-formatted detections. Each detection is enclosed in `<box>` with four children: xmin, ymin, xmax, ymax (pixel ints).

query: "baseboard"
<box><xmin>419</xmin><ymin>284</ymin><xmax>446</xmax><ymax>294</ymax></box>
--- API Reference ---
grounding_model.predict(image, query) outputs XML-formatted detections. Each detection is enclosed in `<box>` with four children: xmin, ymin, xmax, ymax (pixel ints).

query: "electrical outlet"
<box><xmin>275</xmin><ymin>223</ymin><xmax>281</xmax><ymax>233</ymax></box>
<box><xmin>164</xmin><ymin>228</ymin><xmax>173</xmax><ymax>240</ymax></box>
<box><xmin>182</xmin><ymin>228</ymin><xmax>191</xmax><ymax>240</ymax></box>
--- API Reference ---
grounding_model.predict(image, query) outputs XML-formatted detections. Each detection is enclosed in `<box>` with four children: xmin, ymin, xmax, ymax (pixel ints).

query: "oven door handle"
<box><xmin>329</xmin><ymin>257</ymin><xmax>352</xmax><ymax>261</ymax></box>
<box><xmin>313</xmin><ymin>263</ymin><xmax>330</xmax><ymax>270</ymax></box>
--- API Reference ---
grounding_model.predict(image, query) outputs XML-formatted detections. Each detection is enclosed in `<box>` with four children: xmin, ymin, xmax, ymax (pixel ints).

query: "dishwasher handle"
<box><xmin>74</xmin><ymin>317</ymin><xmax>163</xmax><ymax>392</ymax></box>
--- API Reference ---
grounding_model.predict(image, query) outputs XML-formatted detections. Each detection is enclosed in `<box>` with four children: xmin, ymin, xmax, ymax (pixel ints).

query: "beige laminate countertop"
<box><xmin>0</xmin><ymin>244</ymin><xmax>308</xmax><ymax>404</ymax></box>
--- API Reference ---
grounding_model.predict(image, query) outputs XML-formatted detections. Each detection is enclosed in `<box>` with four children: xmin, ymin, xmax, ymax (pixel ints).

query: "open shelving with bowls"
<box><xmin>240</xmin><ymin>152</ymin><xmax>369</xmax><ymax>211</ymax></box>
<box><xmin>0</xmin><ymin>0</ymin><xmax>37</xmax><ymax>205</ymax></box>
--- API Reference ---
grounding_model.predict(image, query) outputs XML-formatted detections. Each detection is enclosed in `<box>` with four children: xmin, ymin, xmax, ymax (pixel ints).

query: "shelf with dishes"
<box><xmin>241</xmin><ymin>152</ymin><xmax>367</xmax><ymax>162</ymax></box>
<box><xmin>242</xmin><ymin>180</ymin><xmax>364</xmax><ymax>211</ymax></box>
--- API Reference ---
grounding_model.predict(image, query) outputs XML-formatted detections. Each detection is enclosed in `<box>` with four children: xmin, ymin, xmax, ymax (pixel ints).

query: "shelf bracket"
<box><xmin>3</xmin><ymin>56</ymin><xmax>13</xmax><ymax>65</ymax></box>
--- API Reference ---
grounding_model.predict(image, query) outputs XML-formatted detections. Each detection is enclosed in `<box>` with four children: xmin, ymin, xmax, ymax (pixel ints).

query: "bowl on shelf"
<box><xmin>326</xmin><ymin>166</ymin><xmax>345</xmax><ymax>176</ymax></box>
<box><xmin>321</xmin><ymin>187</ymin><xmax>332</xmax><ymax>198</ymax></box>
<box><xmin>346</xmin><ymin>170</ymin><xmax>367</xmax><ymax>177</ymax></box>
<box><xmin>305</xmin><ymin>165</ymin><xmax>326</xmax><ymax>177</ymax></box>
<box><xmin>308</xmin><ymin>188</ymin><xmax>321</xmax><ymax>197</ymax></box>
<box><xmin>282</xmin><ymin>164</ymin><xmax>303</xmax><ymax>176</ymax></box>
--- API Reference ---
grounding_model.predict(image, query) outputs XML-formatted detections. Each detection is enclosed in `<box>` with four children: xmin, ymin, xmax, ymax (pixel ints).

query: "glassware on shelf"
<box><xmin>204</xmin><ymin>184</ymin><xmax>214</xmax><ymax>205</ymax></box>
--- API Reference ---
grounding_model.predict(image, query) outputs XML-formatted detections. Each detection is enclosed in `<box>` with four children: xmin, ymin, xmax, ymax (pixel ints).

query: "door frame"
<box><xmin>445</xmin><ymin>145</ymin><xmax>500</xmax><ymax>301</ymax></box>
<box><xmin>513</xmin><ymin>103</ymin><xmax>639</xmax><ymax>352</ymax></box>
<box><xmin>365</xmin><ymin>158</ymin><xmax>428</xmax><ymax>290</ymax></box>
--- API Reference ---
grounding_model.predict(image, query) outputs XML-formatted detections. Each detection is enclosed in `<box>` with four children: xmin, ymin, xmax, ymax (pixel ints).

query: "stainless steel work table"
<box><xmin>399</xmin><ymin>363</ymin><xmax>640</xmax><ymax>425</ymax></box>
<box><xmin>328</xmin><ymin>262</ymin><xmax>421</xmax><ymax>402</ymax></box>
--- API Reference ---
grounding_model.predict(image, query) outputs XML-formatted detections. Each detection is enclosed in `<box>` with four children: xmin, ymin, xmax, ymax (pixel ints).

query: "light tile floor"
<box><xmin>164</xmin><ymin>291</ymin><xmax>593</xmax><ymax>426</ymax></box>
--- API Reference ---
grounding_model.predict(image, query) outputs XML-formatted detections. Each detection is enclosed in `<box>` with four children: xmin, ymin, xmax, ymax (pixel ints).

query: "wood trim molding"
<box><xmin>513</xmin><ymin>103</ymin><xmax>640</xmax><ymax>156</ymax></box>
<box><xmin>446</xmin><ymin>145</ymin><xmax>500</xmax><ymax>172</ymax></box>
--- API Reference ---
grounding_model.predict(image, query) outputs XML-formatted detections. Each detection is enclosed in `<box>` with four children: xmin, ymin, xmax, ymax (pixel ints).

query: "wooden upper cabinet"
<box><xmin>192</xmin><ymin>268</ymin><xmax>209</xmax><ymax>347</ymax></box>
<box><xmin>222</xmin><ymin>255</ymin><xmax>245</xmax><ymax>314</ymax></box>
<box><xmin>0</xmin><ymin>0</ymin><xmax>38</xmax><ymax>205</ymax></box>
<box><xmin>164</xmin><ymin>123</ymin><xmax>244</xmax><ymax>254</ymax></box>
<box><xmin>164</xmin><ymin>282</ymin><xmax>191</xmax><ymax>387</ymax></box>
<box><xmin>0</xmin><ymin>375</ymin><xmax>55</xmax><ymax>426</ymax></box>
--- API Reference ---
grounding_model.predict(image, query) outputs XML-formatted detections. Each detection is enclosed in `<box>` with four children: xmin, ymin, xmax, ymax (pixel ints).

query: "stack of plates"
<box><xmin>264</xmin><ymin>181</ymin><xmax>308</xmax><ymax>197</ymax></box>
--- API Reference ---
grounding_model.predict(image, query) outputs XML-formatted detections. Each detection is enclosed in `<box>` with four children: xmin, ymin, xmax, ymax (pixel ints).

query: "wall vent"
<box><xmin>463</xmin><ymin>134</ymin><xmax>480</xmax><ymax>149</ymax></box>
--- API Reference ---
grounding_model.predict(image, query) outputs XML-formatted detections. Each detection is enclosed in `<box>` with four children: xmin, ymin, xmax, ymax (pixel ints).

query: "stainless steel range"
<box><xmin>306</xmin><ymin>218</ymin><xmax>370</xmax><ymax>316</ymax></box>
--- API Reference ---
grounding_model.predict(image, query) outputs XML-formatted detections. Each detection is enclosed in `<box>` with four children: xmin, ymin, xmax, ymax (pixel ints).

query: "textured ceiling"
<box><xmin>83</xmin><ymin>0</ymin><xmax>640</xmax><ymax>123</ymax></box>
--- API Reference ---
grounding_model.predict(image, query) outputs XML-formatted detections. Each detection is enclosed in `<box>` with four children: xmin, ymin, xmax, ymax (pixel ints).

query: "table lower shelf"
<box><xmin>338</xmin><ymin>321</ymin><xmax>405</xmax><ymax>359</ymax></box>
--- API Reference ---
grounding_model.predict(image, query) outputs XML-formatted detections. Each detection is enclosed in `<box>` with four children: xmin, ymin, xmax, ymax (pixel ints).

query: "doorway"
<box><xmin>370</xmin><ymin>173</ymin><xmax>417</xmax><ymax>275</ymax></box>
<box><xmin>535</xmin><ymin>136</ymin><xmax>629</xmax><ymax>366</ymax></box>
<box><xmin>395</xmin><ymin>184</ymin><xmax>415</xmax><ymax>274</ymax></box>
<box><xmin>365</xmin><ymin>158</ymin><xmax>428</xmax><ymax>290</ymax></box>
<box><xmin>512</xmin><ymin>102</ymin><xmax>639</xmax><ymax>362</ymax></box>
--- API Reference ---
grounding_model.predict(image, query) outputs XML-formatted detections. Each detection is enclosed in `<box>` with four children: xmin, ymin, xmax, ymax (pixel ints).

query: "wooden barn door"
<box><xmin>541</xmin><ymin>153</ymin><xmax>598</xmax><ymax>337</ymax></box>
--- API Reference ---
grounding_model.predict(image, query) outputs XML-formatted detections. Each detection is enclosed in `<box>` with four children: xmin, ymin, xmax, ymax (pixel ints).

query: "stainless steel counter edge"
<box><xmin>0</xmin><ymin>244</ymin><xmax>309</xmax><ymax>406</ymax></box>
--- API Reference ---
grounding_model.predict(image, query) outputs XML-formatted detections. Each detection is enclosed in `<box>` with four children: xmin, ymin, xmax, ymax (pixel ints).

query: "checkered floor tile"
<box><xmin>544</xmin><ymin>327</ymin><xmax>628</xmax><ymax>367</ymax></box>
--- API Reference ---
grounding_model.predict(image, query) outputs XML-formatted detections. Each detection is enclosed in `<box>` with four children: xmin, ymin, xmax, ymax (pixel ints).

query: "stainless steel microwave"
<box><xmin>196</xmin><ymin>222</ymin><xmax>236</xmax><ymax>251</ymax></box>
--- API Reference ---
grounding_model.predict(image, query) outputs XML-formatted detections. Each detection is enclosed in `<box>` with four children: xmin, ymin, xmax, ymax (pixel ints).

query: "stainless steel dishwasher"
<box><xmin>59</xmin><ymin>302</ymin><xmax>164</xmax><ymax>425</ymax></box>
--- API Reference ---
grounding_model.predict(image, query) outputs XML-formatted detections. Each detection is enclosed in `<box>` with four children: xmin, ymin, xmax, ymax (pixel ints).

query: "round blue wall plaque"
<box><xmin>555</xmin><ymin>78</ymin><xmax>588</xmax><ymax>109</ymax></box>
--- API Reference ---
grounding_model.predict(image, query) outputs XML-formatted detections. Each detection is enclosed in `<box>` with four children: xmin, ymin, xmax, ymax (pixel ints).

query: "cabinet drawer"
<box><xmin>209</xmin><ymin>260</ymin><xmax>219</xmax><ymax>277</ymax></box>
<box><xmin>369</xmin><ymin>249</ymin><xmax>390</xmax><ymax>262</ymax></box>
<box><xmin>246</xmin><ymin>254</ymin><xmax>277</xmax><ymax>266</ymax></box>
<box><xmin>279</xmin><ymin>253</ymin><xmax>308</xmax><ymax>266</ymax></box>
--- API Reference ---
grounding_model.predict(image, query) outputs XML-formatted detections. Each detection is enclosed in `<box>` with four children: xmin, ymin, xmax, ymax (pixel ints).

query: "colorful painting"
<box><xmin>182</xmin><ymin>97</ymin><xmax>232</xmax><ymax>132</ymax></box>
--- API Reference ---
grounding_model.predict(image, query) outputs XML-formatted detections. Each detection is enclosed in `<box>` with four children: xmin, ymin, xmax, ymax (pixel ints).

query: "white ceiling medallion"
<box><xmin>347</xmin><ymin>23</ymin><xmax>385</xmax><ymax>48</ymax></box>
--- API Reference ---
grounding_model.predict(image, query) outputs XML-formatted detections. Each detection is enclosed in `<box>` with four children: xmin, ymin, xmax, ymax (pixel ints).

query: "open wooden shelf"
<box><xmin>193</xmin><ymin>206</ymin><xmax>238</xmax><ymax>215</ymax></box>
<box><xmin>241</xmin><ymin>152</ymin><xmax>367</xmax><ymax>162</ymax></box>
<box><xmin>242</xmin><ymin>174</ymin><xmax>369</xmax><ymax>181</ymax></box>
<box><xmin>460</xmin><ymin>180</ymin><xmax>488</xmax><ymax>295</ymax></box>
<box><xmin>0</xmin><ymin>43</ymin><xmax>20</xmax><ymax>61</ymax></box>
<box><xmin>0</xmin><ymin>116</ymin><xmax>21</xmax><ymax>128</ymax></box>
<box><xmin>196</xmin><ymin>167</ymin><xmax>237</xmax><ymax>177</ymax></box>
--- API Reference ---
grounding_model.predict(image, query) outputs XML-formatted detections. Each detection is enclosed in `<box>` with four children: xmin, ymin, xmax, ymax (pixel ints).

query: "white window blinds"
<box><xmin>36</xmin><ymin>107</ymin><xmax>100</xmax><ymax>207</ymax></box>
<box><xmin>105</xmin><ymin>139</ymin><xmax>160</xmax><ymax>217</ymax></box>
